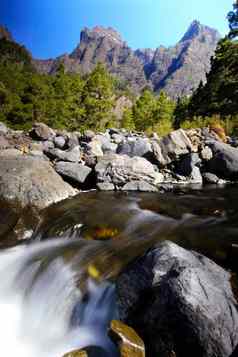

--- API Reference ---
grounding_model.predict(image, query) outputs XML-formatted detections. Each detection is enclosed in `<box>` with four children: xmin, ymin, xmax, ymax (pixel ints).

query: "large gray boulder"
<box><xmin>152</xmin><ymin>129</ymin><xmax>196</xmax><ymax>167</ymax></box>
<box><xmin>117</xmin><ymin>138</ymin><xmax>152</xmax><ymax>158</ymax></box>
<box><xmin>95</xmin><ymin>154</ymin><xmax>163</xmax><ymax>187</ymax></box>
<box><xmin>207</xmin><ymin>141</ymin><xmax>238</xmax><ymax>180</ymax></box>
<box><xmin>117</xmin><ymin>241</ymin><xmax>238</xmax><ymax>357</ymax></box>
<box><xmin>0</xmin><ymin>154</ymin><xmax>76</xmax><ymax>210</ymax></box>
<box><xmin>44</xmin><ymin>146</ymin><xmax>81</xmax><ymax>163</ymax></box>
<box><xmin>176</xmin><ymin>153</ymin><xmax>203</xmax><ymax>184</ymax></box>
<box><xmin>55</xmin><ymin>162</ymin><xmax>92</xmax><ymax>186</ymax></box>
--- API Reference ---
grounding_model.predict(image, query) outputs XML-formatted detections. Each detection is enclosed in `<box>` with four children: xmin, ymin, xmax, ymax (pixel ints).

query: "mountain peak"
<box><xmin>180</xmin><ymin>20</ymin><xmax>220</xmax><ymax>42</ymax></box>
<box><xmin>0</xmin><ymin>26</ymin><xmax>13</xmax><ymax>41</ymax></box>
<box><xmin>80</xmin><ymin>26</ymin><xmax>123</xmax><ymax>45</ymax></box>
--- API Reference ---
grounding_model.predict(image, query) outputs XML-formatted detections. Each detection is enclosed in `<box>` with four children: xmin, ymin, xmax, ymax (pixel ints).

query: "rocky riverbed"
<box><xmin>0</xmin><ymin>121</ymin><xmax>238</xmax><ymax>210</ymax></box>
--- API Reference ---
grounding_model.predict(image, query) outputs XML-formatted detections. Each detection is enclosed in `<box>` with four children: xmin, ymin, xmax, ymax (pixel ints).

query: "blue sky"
<box><xmin>1</xmin><ymin>0</ymin><xmax>232</xmax><ymax>59</ymax></box>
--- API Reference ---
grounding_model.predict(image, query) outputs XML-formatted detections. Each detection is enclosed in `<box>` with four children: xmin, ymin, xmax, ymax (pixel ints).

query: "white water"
<box><xmin>0</xmin><ymin>239</ymin><xmax>118</xmax><ymax>357</ymax></box>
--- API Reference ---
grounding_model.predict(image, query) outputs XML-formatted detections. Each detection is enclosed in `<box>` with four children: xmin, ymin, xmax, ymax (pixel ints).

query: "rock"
<box><xmin>207</xmin><ymin>141</ymin><xmax>238</xmax><ymax>180</ymax></box>
<box><xmin>0</xmin><ymin>155</ymin><xmax>76</xmax><ymax>210</ymax></box>
<box><xmin>153</xmin><ymin>129</ymin><xmax>195</xmax><ymax>167</ymax></box>
<box><xmin>42</xmin><ymin>140</ymin><xmax>55</xmax><ymax>151</ymax></box>
<box><xmin>176</xmin><ymin>153</ymin><xmax>203</xmax><ymax>183</ymax></box>
<box><xmin>30</xmin><ymin>122</ymin><xmax>55</xmax><ymax>141</ymax></box>
<box><xmin>112</xmin><ymin>133</ymin><xmax>125</xmax><ymax>144</ymax></box>
<box><xmin>0</xmin><ymin>134</ymin><xmax>9</xmax><ymax>149</ymax></box>
<box><xmin>95</xmin><ymin>154</ymin><xmax>162</xmax><ymax>187</ymax></box>
<box><xmin>108</xmin><ymin>320</ymin><xmax>145</xmax><ymax>357</ymax></box>
<box><xmin>44</xmin><ymin>146</ymin><xmax>82</xmax><ymax>163</ymax></box>
<box><xmin>54</xmin><ymin>135</ymin><xmax>67</xmax><ymax>149</ymax></box>
<box><xmin>82</xmin><ymin>130</ymin><xmax>95</xmax><ymax>142</ymax></box>
<box><xmin>55</xmin><ymin>162</ymin><xmax>92</xmax><ymax>186</ymax></box>
<box><xmin>86</xmin><ymin>140</ymin><xmax>104</xmax><ymax>157</ymax></box>
<box><xmin>117</xmin><ymin>138</ymin><xmax>152</xmax><ymax>158</ymax></box>
<box><xmin>200</xmin><ymin>146</ymin><xmax>213</xmax><ymax>161</ymax></box>
<box><xmin>202</xmin><ymin>172</ymin><xmax>226</xmax><ymax>185</ymax></box>
<box><xmin>97</xmin><ymin>182</ymin><xmax>115</xmax><ymax>191</ymax></box>
<box><xmin>68</xmin><ymin>133</ymin><xmax>80</xmax><ymax>149</ymax></box>
<box><xmin>0</xmin><ymin>122</ymin><xmax>8</xmax><ymax>134</ymax></box>
<box><xmin>117</xmin><ymin>241</ymin><xmax>238</xmax><ymax>357</ymax></box>
<box><xmin>122</xmin><ymin>181</ymin><xmax>158</xmax><ymax>192</ymax></box>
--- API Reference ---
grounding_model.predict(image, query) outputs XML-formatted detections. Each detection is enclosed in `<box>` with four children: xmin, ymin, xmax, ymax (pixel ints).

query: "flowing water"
<box><xmin>1</xmin><ymin>187</ymin><xmax>238</xmax><ymax>356</ymax></box>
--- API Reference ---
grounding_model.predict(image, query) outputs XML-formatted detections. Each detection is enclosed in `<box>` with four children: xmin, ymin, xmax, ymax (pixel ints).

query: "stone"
<box><xmin>68</xmin><ymin>133</ymin><xmax>80</xmax><ymax>149</ymax></box>
<box><xmin>176</xmin><ymin>153</ymin><xmax>203</xmax><ymax>184</ymax></box>
<box><xmin>44</xmin><ymin>146</ymin><xmax>82</xmax><ymax>163</ymax></box>
<box><xmin>86</xmin><ymin>140</ymin><xmax>104</xmax><ymax>157</ymax></box>
<box><xmin>117</xmin><ymin>241</ymin><xmax>238</xmax><ymax>357</ymax></box>
<box><xmin>202</xmin><ymin>172</ymin><xmax>226</xmax><ymax>185</ymax></box>
<box><xmin>207</xmin><ymin>141</ymin><xmax>238</xmax><ymax>180</ymax></box>
<box><xmin>97</xmin><ymin>182</ymin><xmax>115</xmax><ymax>191</ymax></box>
<box><xmin>95</xmin><ymin>154</ymin><xmax>161</xmax><ymax>187</ymax></box>
<box><xmin>0</xmin><ymin>122</ymin><xmax>8</xmax><ymax>134</ymax></box>
<box><xmin>200</xmin><ymin>146</ymin><xmax>213</xmax><ymax>161</ymax></box>
<box><xmin>152</xmin><ymin>129</ymin><xmax>195</xmax><ymax>167</ymax></box>
<box><xmin>55</xmin><ymin>162</ymin><xmax>92</xmax><ymax>185</ymax></box>
<box><xmin>108</xmin><ymin>320</ymin><xmax>145</xmax><ymax>357</ymax></box>
<box><xmin>30</xmin><ymin>122</ymin><xmax>55</xmax><ymax>141</ymax></box>
<box><xmin>0</xmin><ymin>154</ymin><xmax>76</xmax><ymax>210</ymax></box>
<box><xmin>117</xmin><ymin>138</ymin><xmax>152</xmax><ymax>158</ymax></box>
<box><xmin>0</xmin><ymin>134</ymin><xmax>9</xmax><ymax>149</ymax></box>
<box><xmin>54</xmin><ymin>135</ymin><xmax>67</xmax><ymax>149</ymax></box>
<box><xmin>112</xmin><ymin>133</ymin><xmax>125</xmax><ymax>144</ymax></box>
<box><xmin>122</xmin><ymin>181</ymin><xmax>158</xmax><ymax>192</ymax></box>
<box><xmin>82</xmin><ymin>130</ymin><xmax>95</xmax><ymax>142</ymax></box>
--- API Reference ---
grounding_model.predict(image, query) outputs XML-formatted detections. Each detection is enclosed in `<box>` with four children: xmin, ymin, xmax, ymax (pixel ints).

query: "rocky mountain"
<box><xmin>1</xmin><ymin>22</ymin><xmax>221</xmax><ymax>98</ymax></box>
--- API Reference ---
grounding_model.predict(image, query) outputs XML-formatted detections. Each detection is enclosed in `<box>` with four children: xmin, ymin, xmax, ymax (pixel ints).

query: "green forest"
<box><xmin>1</xmin><ymin>1</ymin><xmax>238</xmax><ymax>136</ymax></box>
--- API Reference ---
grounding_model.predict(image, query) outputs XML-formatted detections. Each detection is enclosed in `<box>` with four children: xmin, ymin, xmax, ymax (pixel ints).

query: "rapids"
<box><xmin>0</xmin><ymin>187</ymin><xmax>238</xmax><ymax>356</ymax></box>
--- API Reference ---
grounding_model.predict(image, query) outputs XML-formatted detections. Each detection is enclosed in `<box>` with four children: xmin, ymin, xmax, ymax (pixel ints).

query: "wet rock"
<box><xmin>117</xmin><ymin>241</ymin><xmax>238</xmax><ymax>357</ymax></box>
<box><xmin>55</xmin><ymin>162</ymin><xmax>92</xmax><ymax>186</ymax></box>
<box><xmin>109</xmin><ymin>320</ymin><xmax>145</xmax><ymax>357</ymax></box>
<box><xmin>122</xmin><ymin>181</ymin><xmax>158</xmax><ymax>192</ymax></box>
<box><xmin>30</xmin><ymin>122</ymin><xmax>55</xmax><ymax>141</ymax></box>
<box><xmin>95</xmin><ymin>154</ymin><xmax>163</xmax><ymax>187</ymax></box>
<box><xmin>0</xmin><ymin>122</ymin><xmax>8</xmax><ymax>134</ymax></box>
<box><xmin>45</xmin><ymin>146</ymin><xmax>82</xmax><ymax>163</ymax></box>
<box><xmin>207</xmin><ymin>141</ymin><xmax>238</xmax><ymax>180</ymax></box>
<box><xmin>202</xmin><ymin>172</ymin><xmax>226</xmax><ymax>185</ymax></box>
<box><xmin>54</xmin><ymin>135</ymin><xmax>67</xmax><ymax>149</ymax></box>
<box><xmin>97</xmin><ymin>182</ymin><xmax>115</xmax><ymax>191</ymax></box>
<box><xmin>0</xmin><ymin>154</ymin><xmax>77</xmax><ymax>210</ymax></box>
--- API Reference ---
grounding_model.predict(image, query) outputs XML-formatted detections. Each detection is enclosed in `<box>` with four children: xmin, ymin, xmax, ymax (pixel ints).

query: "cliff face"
<box><xmin>4</xmin><ymin>21</ymin><xmax>221</xmax><ymax>98</ymax></box>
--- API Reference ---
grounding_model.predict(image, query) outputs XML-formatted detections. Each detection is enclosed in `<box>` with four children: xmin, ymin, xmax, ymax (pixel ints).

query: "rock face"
<box><xmin>95</xmin><ymin>154</ymin><xmax>162</xmax><ymax>187</ymax></box>
<box><xmin>0</xmin><ymin>154</ymin><xmax>76</xmax><ymax>209</ymax></box>
<box><xmin>117</xmin><ymin>241</ymin><xmax>238</xmax><ymax>357</ymax></box>
<box><xmin>33</xmin><ymin>21</ymin><xmax>220</xmax><ymax>98</ymax></box>
<box><xmin>206</xmin><ymin>141</ymin><xmax>238</xmax><ymax>180</ymax></box>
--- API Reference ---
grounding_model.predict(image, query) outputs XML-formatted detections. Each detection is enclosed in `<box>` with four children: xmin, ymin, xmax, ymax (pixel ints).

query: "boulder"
<box><xmin>200</xmin><ymin>146</ymin><xmax>213</xmax><ymax>161</ymax></box>
<box><xmin>97</xmin><ymin>182</ymin><xmax>115</xmax><ymax>191</ymax></box>
<box><xmin>55</xmin><ymin>162</ymin><xmax>92</xmax><ymax>186</ymax></box>
<box><xmin>0</xmin><ymin>134</ymin><xmax>9</xmax><ymax>149</ymax></box>
<box><xmin>176</xmin><ymin>153</ymin><xmax>203</xmax><ymax>184</ymax></box>
<box><xmin>152</xmin><ymin>129</ymin><xmax>195</xmax><ymax>167</ymax></box>
<box><xmin>95</xmin><ymin>154</ymin><xmax>163</xmax><ymax>187</ymax></box>
<box><xmin>44</xmin><ymin>146</ymin><xmax>81</xmax><ymax>163</ymax></box>
<box><xmin>54</xmin><ymin>135</ymin><xmax>67</xmax><ymax>149</ymax></box>
<box><xmin>202</xmin><ymin>172</ymin><xmax>226</xmax><ymax>185</ymax></box>
<box><xmin>122</xmin><ymin>181</ymin><xmax>158</xmax><ymax>192</ymax></box>
<box><xmin>117</xmin><ymin>241</ymin><xmax>238</xmax><ymax>357</ymax></box>
<box><xmin>0</xmin><ymin>154</ymin><xmax>76</xmax><ymax>210</ymax></box>
<box><xmin>117</xmin><ymin>138</ymin><xmax>152</xmax><ymax>158</ymax></box>
<box><xmin>85</xmin><ymin>140</ymin><xmax>104</xmax><ymax>157</ymax></box>
<box><xmin>82</xmin><ymin>130</ymin><xmax>95</xmax><ymax>142</ymax></box>
<box><xmin>207</xmin><ymin>141</ymin><xmax>238</xmax><ymax>180</ymax></box>
<box><xmin>30</xmin><ymin>122</ymin><xmax>55</xmax><ymax>141</ymax></box>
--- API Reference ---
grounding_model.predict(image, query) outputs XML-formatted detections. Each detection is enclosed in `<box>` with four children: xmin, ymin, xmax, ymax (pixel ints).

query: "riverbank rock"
<box><xmin>95</xmin><ymin>154</ymin><xmax>163</xmax><ymax>188</ymax></box>
<box><xmin>117</xmin><ymin>241</ymin><xmax>238</xmax><ymax>357</ymax></box>
<box><xmin>0</xmin><ymin>154</ymin><xmax>77</xmax><ymax>210</ymax></box>
<box><xmin>207</xmin><ymin>141</ymin><xmax>238</xmax><ymax>180</ymax></box>
<box><xmin>30</xmin><ymin>122</ymin><xmax>55</xmax><ymax>141</ymax></box>
<box><xmin>55</xmin><ymin>162</ymin><xmax>92</xmax><ymax>187</ymax></box>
